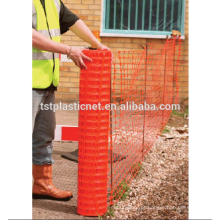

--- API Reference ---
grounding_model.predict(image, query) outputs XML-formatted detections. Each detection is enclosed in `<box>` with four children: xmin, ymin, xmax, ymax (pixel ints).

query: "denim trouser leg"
<box><xmin>32</xmin><ymin>90</ymin><xmax>56</xmax><ymax>165</ymax></box>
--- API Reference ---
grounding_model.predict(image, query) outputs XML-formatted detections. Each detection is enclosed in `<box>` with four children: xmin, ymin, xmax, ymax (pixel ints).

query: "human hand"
<box><xmin>68</xmin><ymin>47</ymin><xmax>92</xmax><ymax>69</ymax></box>
<box><xmin>97</xmin><ymin>43</ymin><xmax>111</xmax><ymax>51</ymax></box>
<box><xmin>97</xmin><ymin>43</ymin><xmax>113</xmax><ymax>61</ymax></box>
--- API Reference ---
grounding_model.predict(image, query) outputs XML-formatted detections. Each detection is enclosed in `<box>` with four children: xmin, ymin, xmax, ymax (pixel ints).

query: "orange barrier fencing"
<box><xmin>77</xmin><ymin>37</ymin><xmax>182</xmax><ymax>216</ymax></box>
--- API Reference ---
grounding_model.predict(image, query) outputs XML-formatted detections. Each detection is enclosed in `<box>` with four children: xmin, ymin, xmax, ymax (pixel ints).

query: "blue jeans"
<box><xmin>32</xmin><ymin>90</ymin><xmax>56</xmax><ymax>165</ymax></box>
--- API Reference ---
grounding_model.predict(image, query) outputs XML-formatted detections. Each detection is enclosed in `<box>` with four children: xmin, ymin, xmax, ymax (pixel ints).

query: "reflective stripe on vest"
<box><xmin>38</xmin><ymin>29</ymin><xmax>61</xmax><ymax>37</ymax></box>
<box><xmin>33</xmin><ymin>52</ymin><xmax>59</xmax><ymax>60</ymax></box>
<box><xmin>32</xmin><ymin>0</ymin><xmax>61</xmax><ymax>89</ymax></box>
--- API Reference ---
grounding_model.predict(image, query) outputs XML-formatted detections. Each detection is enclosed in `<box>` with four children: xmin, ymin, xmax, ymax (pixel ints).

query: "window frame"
<box><xmin>100</xmin><ymin>0</ymin><xmax>186</xmax><ymax>39</ymax></box>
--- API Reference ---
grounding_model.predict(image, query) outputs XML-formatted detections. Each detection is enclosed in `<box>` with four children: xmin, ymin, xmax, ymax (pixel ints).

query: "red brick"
<box><xmin>60</xmin><ymin>67</ymin><xmax>71</xmax><ymax>71</ymax></box>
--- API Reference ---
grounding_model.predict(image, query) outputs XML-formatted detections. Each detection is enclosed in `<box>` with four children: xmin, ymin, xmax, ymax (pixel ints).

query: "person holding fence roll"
<box><xmin>32</xmin><ymin>0</ymin><xmax>110</xmax><ymax>201</ymax></box>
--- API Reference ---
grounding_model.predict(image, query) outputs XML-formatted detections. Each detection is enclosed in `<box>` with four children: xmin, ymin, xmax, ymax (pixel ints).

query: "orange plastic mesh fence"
<box><xmin>109</xmin><ymin>37</ymin><xmax>181</xmax><ymax>206</ymax></box>
<box><xmin>77</xmin><ymin>37</ymin><xmax>182</xmax><ymax>216</ymax></box>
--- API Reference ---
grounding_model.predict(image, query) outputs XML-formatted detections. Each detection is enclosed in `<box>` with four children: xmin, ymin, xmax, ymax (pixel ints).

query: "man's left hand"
<box><xmin>97</xmin><ymin>43</ymin><xmax>111</xmax><ymax>51</ymax></box>
<box><xmin>97</xmin><ymin>43</ymin><xmax>113</xmax><ymax>61</ymax></box>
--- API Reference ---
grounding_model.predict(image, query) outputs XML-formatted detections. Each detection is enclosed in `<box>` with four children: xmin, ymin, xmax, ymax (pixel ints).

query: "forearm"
<box><xmin>32</xmin><ymin>28</ymin><xmax>70</xmax><ymax>55</ymax></box>
<box><xmin>69</xmin><ymin>19</ymin><xmax>101</xmax><ymax>48</ymax></box>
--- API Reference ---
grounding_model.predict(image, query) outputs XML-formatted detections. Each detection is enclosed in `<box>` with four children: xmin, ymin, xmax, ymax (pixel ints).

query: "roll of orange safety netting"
<box><xmin>77</xmin><ymin>50</ymin><xmax>111</xmax><ymax>216</ymax></box>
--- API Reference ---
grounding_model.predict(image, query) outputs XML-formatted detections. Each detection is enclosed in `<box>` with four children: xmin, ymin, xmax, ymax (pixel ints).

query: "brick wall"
<box><xmin>58</xmin><ymin>0</ymin><xmax>188</xmax><ymax>104</ymax></box>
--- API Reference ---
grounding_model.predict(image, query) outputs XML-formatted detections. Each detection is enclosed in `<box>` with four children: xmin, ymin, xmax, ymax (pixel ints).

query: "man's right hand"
<box><xmin>68</xmin><ymin>47</ymin><xmax>92</xmax><ymax>70</ymax></box>
<box><xmin>32</xmin><ymin>29</ymin><xmax>92</xmax><ymax>70</ymax></box>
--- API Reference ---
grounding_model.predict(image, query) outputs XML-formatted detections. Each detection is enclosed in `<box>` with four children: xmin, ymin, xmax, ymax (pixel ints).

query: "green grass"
<box><xmin>98</xmin><ymin>206</ymin><xmax>115</xmax><ymax>220</ymax></box>
<box><xmin>163</xmin><ymin>127</ymin><xmax>170</xmax><ymax>133</ymax></box>
<box><xmin>172</xmin><ymin>106</ymin><xmax>188</xmax><ymax>118</ymax></box>
<box><xmin>112</xmin><ymin>163</ymin><xmax>143</xmax><ymax>201</ymax></box>
<box><xmin>131</xmin><ymin>161</ymin><xmax>143</xmax><ymax>176</ymax></box>
<box><xmin>113</xmin><ymin>179</ymin><xmax>130</xmax><ymax>201</ymax></box>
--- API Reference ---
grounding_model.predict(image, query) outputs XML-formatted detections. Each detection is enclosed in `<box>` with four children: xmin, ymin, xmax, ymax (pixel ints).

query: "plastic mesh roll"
<box><xmin>77</xmin><ymin>50</ymin><xmax>111</xmax><ymax>216</ymax></box>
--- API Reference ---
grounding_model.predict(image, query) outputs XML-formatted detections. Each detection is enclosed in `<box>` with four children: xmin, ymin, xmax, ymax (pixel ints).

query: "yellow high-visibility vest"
<box><xmin>32</xmin><ymin>0</ymin><xmax>61</xmax><ymax>89</ymax></box>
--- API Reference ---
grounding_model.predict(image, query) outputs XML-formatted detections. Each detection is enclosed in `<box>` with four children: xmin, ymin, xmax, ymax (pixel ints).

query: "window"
<box><xmin>101</xmin><ymin>0</ymin><xmax>186</xmax><ymax>38</ymax></box>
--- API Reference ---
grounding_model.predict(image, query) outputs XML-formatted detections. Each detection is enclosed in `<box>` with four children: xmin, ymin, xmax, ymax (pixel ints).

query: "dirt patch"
<box><xmin>167</xmin><ymin>103</ymin><xmax>188</xmax><ymax>127</ymax></box>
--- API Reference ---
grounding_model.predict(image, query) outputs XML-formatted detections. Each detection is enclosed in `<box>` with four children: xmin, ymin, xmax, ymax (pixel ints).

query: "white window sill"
<box><xmin>100</xmin><ymin>32</ymin><xmax>185</xmax><ymax>40</ymax></box>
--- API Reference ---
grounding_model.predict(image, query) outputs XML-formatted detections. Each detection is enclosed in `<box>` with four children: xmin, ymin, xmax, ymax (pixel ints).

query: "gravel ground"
<box><xmin>107</xmin><ymin>113</ymin><xmax>188</xmax><ymax>220</ymax></box>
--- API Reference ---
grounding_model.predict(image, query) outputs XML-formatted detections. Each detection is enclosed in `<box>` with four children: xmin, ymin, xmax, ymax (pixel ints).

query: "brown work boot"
<box><xmin>32</xmin><ymin>164</ymin><xmax>73</xmax><ymax>201</ymax></box>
